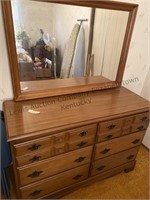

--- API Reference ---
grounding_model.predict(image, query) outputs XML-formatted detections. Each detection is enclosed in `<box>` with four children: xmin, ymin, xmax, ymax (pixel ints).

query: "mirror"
<box><xmin>2</xmin><ymin>0</ymin><xmax>138</xmax><ymax>101</ymax></box>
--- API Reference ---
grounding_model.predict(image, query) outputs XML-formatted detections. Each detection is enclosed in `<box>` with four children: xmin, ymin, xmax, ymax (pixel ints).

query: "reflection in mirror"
<box><xmin>92</xmin><ymin>9</ymin><xmax>129</xmax><ymax>81</ymax></box>
<box><xmin>11</xmin><ymin>0</ymin><xmax>129</xmax><ymax>86</ymax></box>
<box><xmin>2</xmin><ymin>0</ymin><xmax>138</xmax><ymax>100</ymax></box>
<box><xmin>11</xmin><ymin>0</ymin><xmax>91</xmax><ymax>82</ymax></box>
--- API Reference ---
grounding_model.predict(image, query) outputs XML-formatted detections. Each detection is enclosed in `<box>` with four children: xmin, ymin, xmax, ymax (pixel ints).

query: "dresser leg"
<box><xmin>124</xmin><ymin>161</ymin><xmax>136</xmax><ymax>173</ymax></box>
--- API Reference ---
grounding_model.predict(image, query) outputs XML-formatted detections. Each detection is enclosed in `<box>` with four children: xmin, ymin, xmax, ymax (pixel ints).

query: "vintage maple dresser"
<box><xmin>3</xmin><ymin>87</ymin><xmax>149</xmax><ymax>199</ymax></box>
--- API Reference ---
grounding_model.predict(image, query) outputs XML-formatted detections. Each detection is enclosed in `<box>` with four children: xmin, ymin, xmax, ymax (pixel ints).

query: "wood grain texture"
<box><xmin>94</xmin><ymin>131</ymin><xmax>145</xmax><ymax>160</ymax></box>
<box><xmin>91</xmin><ymin>146</ymin><xmax>139</xmax><ymax>176</ymax></box>
<box><xmin>3</xmin><ymin>87</ymin><xmax>149</xmax><ymax>142</ymax></box>
<box><xmin>18</xmin><ymin>146</ymin><xmax>92</xmax><ymax>186</ymax></box>
<box><xmin>20</xmin><ymin>164</ymin><xmax>90</xmax><ymax>199</ymax></box>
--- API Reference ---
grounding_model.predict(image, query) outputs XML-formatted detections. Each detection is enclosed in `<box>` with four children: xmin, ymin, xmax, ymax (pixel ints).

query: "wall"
<box><xmin>0</xmin><ymin>2</ymin><xmax>13</xmax><ymax>110</ymax></box>
<box><xmin>119</xmin><ymin>0</ymin><xmax>150</xmax><ymax>149</ymax></box>
<box><xmin>0</xmin><ymin>0</ymin><xmax>149</xmax><ymax>147</ymax></box>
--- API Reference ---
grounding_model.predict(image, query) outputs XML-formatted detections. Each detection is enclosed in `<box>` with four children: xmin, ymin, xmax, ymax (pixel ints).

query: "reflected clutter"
<box><xmin>11</xmin><ymin>0</ymin><xmax>128</xmax><ymax>83</ymax></box>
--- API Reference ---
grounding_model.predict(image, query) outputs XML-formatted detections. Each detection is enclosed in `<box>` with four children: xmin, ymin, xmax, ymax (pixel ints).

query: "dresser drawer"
<box><xmin>91</xmin><ymin>146</ymin><xmax>139</xmax><ymax>176</ymax></box>
<box><xmin>67</xmin><ymin>136</ymin><xmax>95</xmax><ymax>151</ymax></box>
<box><xmin>122</xmin><ymin>116</ymin><xmax>134</xmax><ymax>127</ymax></box>
<box><xmin>14</xmin><ymin>137</ymin><xmax>52</xmax><ymax>156</ymax></box>
<box><xmin>131</xmin><ymin>122</ymin><xmax>149</xmax><ymax>133</ymax></box>
<box><xmin>53</xmin><ymin>144</ymin><xmax>68</xmax><ymax>155</ymax></box>
<box><xmin>68</xmin><ymin>124</ymin><xmax>97</xmax><ymax>141</ymax></box>
<box><xmin>122</xmin><ymin>126</ymin><xmax>132</xmax><ymax>135</ymax></box>
<box><xmin>16</xmin><ymin>149</ymin><xmax>52</xmax><ymax>167</ymax></box>
<box><xmin>99</xmin><ymin>119</ymin><xmax>123</xmax><ymax>133</ymax></box>
<box><xmin>18</xmin><ymin>146</ymin><xmax>92</xmax><ymax>186</ymax></box>
<box><xmin>94</xmin><ymin>131</ymin><xmax>145</xmax><ymax>160</ymax></box>
<box><xmin>134</xmin><ymin>112</ymin><xmax>149</xmax><ymax>124</ymax></box>
<box><xmin>97</xmin><ymin>129</ymin><xmax>121</xmax><ymax>142</ymax></box>
<box><xmin>20</xmin><ymin>164</ymin><xmax>89</xmax><ymax>199</ymax></box>
<box><xmin>53</xmin><ymin>132</ymin><xmax>69</xmax><ymax>144</ymax></box>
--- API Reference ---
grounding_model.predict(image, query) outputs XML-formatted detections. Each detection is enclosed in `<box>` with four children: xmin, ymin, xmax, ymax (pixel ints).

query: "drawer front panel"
<box><xmin>53</xmin><ymin>132</ymin><xmax>69</xmax><ymax>144</ymax></box>
<box><xmin>131</xmin><ymin>122</ymin><xmax>149</xmax><ymax>133</ymax></box>
<box><xmin>91</xmin><ymin>146</ymin><xmax>139</xmax><ymax>176</ymax></box>
<box><xmin>134</xmin><ymin>112</ymin><xmax>149</xmax><ymax>124</ymax></box>
<box><xmin>122</xmin><ymin>127</ymin><xmax>132</xmax><ymax>135</ymax></box>
<box><xmin>53</xmin><ymin>144</ymin><xmax>68</xmax><ymax>155</ymax></box>
<box><xmin>94</xmin><ymin>131</ymin><xmax>145</xmax><ymax>160</ymax></box>
<box><xmin>123</xmin><ymin>116</ymin><xmax>134</xmax><ymax>127</ymax></box>
<box><xmin>14</xmin><ymin>137</ymin><xmax>52</xmax><ymax>156</ymax></box>
<box><xmin>68</xmin><ymin>124</ymin><xmax>97</xmax><ymax>141</ymax></box>
<box><xmin>68</xmin><ymin>136</ymin><xmax>95</xmax><ymax>151</ymax></box>
<box><xmin>99</xmin><ymin>119</ymin><xmax>123</xmax><ymax>133</ymax></box>
<box><xmin>18</xmin><ymin>146</ymin><xmax>92</xmax><ymax>186</ymax></box>
<box><xmin>20</xmin><ymin>164</ymin><xmax>89</xmax><ymax>199</ymax></box>
<box><xmin>16</xmin><ymin>149</ymin><xmax>52</xmax><ymax>167</ymax></box>
<box><xmin>97</xmin><ymin>129</ymin><xmax>121</xmax><ymax>143</ymax></box>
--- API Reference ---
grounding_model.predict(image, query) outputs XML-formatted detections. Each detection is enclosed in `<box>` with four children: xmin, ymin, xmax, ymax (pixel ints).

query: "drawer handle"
<box><xmin>141</xmin><ymin>116</ymin><xmax>148</xmax><ymax>122</ymax></box>
<box><xmin>29</xmin><ymin>156</ymin><xmax>41</xmax><ymax>162</ymax></box>
<box><xmin>28</xmin><ymin>170</ymin><xmax>43</xmax><ymax>178</ymax></box>
<box><xmin>73</xmin><ymin>174</ymin><xmax>83</xmax><ymax>180</ymax></box>
<box><xmin>75</xmin><ymin>156</ymin><xmax>86</xmax><ymax>163</ymax></box>
<box><xmin>77</xmin><ymin>141</ymin><xmax>87</xmax><ymax>148</ymax></box>
<box><xmin>137</xmin><ymin>125</ymin><xmax>144</xmax><ymax>131</ymax></box>
<box><xmin>28</xmin><ymin>144</ymin><xmax>41</xmax><ymax>151</ymax></box>
<box><xmin>79</xmin><ymin>131</ymin><xmax>87</xmax><ymax>137</ymax></box>
<box><xmin>107</xmin><ymin>124</ymin><xmax>116</xmax><ymax>129</ymax></box>
<box><xmin>100</xmin><ymin>148</ymin><xmax>110</xmax><ymax>154</ymax></box>
<box><xmin>105</xmin><ymin>135</ymin><xmax>113</xmax><ymax>140</ymax></box>
<box><xmin>126</xmin><ymin>155</ymin><xmax>134</xmax><ymax>160</ymax></box>
<box><xmin>97</xmin><ymin>165</ymin><xmax>106</xmax><ymax>171</ymax></box>
<box><xmin>30</xmin><ymin>190</ymin><xmax>43</xmax><ymax>196</ymax></box>
<box><xmin>132</xmin><ymin>139</ymin><xmax>140</xmax><ymax>145</ymax></box>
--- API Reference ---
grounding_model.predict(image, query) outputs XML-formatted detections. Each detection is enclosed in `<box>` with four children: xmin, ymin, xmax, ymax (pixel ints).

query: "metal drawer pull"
<box><xmin>29</xmin><ymin>155</ymin><xmax>41</xmax><ymax>162</ymax></box>
<box><xmin>126</xmin><ymin>155</ymin><xmax>134</xmax><ymax>160</ymax></box>
<box><xmin>137</xmin><ymin>125</ymin><xmax>144</xmax><ymax>131</ymax></box>
<box><xmin>141</xmin><ymin>116</ymin><xmax>148</xmax><ymax>122</ymax></box>
<box><xmin>73</xmin><ymin>174</ymin><xmax>83</xmax><ymax>180</ymax></box>
<box><xmin>75</xmin><ymin>156</ymin><xmax>86</xmax><ymax>163</ymax></box>
<box><xmin>28</xmin><ymin>144</ymin><xmax>41</xmax><ymax>151</ymax></box>
<box><xmin>79</xmin><ymin>131</ymin><xmax>87</xmax><ymax>137</ymax></box>
<box><xmin>77</xmin><ymin>141</ymin><xmax>87</xmax><ymax>148</ymax></box>
<box><xmin>132</xmin><ymin>139</ymin><xmax>140</xmax><ymax>144</ymax></box>
<box><xmin>100</xmin><ymin>148</ymin><xmax>110</xmax><ymax>154</ymax></box>
<box><xmin>97</xmin><ymin>165</ymin><xmax>106</xmax><ymax>171</ymax></box>
<box><xmin>107</xmin><ymin>124</ymin><xmax>116</xmax><ymax>129</ymax></box>
<box><xmin>106</xmin><ymin>135</ymin><xmax>113</xmax><ymax>140</ymax></box>
<box><xmin>30</xmin><ymin>190</ymin><xmax>43</xmax><ymax>196</ymax></box>
<box><xmin>28</xmin><ymin>170</ymin><xmax>43</xmax><ymax>178</ymax></box>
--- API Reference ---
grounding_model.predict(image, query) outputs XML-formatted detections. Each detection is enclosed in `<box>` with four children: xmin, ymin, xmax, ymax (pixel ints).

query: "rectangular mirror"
<box><xmin>2</xmin><ymin>0</ymin><xmax>138</xmax><ymax>101</ymax></box>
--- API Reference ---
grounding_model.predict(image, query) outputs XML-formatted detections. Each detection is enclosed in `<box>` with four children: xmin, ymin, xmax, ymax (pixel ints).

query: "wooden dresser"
<box><xmin>3</xmin><ymin>87</ymin><xmax>149</xmax><ymax>199</ymax></box>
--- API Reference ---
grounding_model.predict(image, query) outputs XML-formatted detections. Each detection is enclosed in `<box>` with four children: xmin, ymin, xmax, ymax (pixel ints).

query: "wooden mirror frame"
<box><xmin>2</xmin><ymin>0</ymin><xmax>138</xmax><ymax>101</ymax></box>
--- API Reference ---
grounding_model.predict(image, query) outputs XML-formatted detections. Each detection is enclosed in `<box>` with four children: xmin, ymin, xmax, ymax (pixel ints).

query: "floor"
<box><xmin>1</xmin><ymin>145</ymin><xmax>149</xmax><ymax>200</ymax></box>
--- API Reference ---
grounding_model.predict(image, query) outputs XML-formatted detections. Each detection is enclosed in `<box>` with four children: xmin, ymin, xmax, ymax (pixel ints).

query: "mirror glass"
<box><xmin>11</xmin><ymin>0</ymin><xmax>129</xmax><ymax>92</ymax></box>
<box><xmin>2</xmin><ymin>0</ymin><xmax>138</xmax><ymax>100</ymax></box>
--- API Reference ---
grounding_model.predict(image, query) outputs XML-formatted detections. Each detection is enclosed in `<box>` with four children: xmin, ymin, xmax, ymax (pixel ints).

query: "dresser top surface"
<box><xmin>3</xmin><ymin>87</ymin><xmax>149</xmax><ymax>142</ymax></box>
